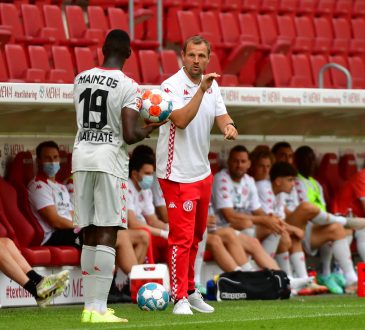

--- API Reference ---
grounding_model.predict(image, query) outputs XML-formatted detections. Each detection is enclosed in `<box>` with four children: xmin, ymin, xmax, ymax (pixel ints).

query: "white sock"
<box><xmin>261</xmin><ymin>234</ymin><xmax>281</xmax><ymax>258</ymax></box>
<box><xmin>240</xmin><ymin>261</ymin><xmax>254</xmax><ymax>271</ymax></box>
<box><xmin>81</xmin><ymin>245</ymin><xmax>96</xmax><ymax>311</ymax></box>
<box><xmin>356</xmin><ymin>228</ymin><xmax>365</xmax><ymax>261</ymax></box>
<box><xmin>347</xmin><ymin>233</ymin><xmax>354</xmax><ymax>245</ymax></box>
<box><xmin>332</xmin><ymin>238</ymin><xmax>358</xmax><ymax>285</ymax></box>
<box><xmin>250</xmin><ymin>260</ymin><xmax>261</xmax><ymax>271</ymax></box>
<box><xmin>94</xmin><ymin>245</ymin><xmax>116</xmax><ymax>314</ymax></box>
<box><xmin>290</xmin><ymin>252</ymin><xmax>308</xmax><ymax>278</ymax></box>
<box><xmin>319</xmin><ymin>242</ymin><xmax>333</xmax><ymax>276</ymax></box>
<box><xmin>194</xmin><ymin>229</ymin><xmax>208</xmax><ymax>285</ymax></box>
<box><xmin>241</xmin><ymin>227</ymin><xmax>256</xmax><ymax>237</ymax></box>
<box><xmin>276</xmin><ymin>252</ymin><xmax>293</xmax><ymax>276</ymax></box>
<box><xmin>234</xmin><ymin>266</ymin><xmax>242</xmax><ymax>271</ymax></box>
<box><xmin>312</xmin><ymin>211</ymin><xmax>347</xmax><ymax>226</ymax></box>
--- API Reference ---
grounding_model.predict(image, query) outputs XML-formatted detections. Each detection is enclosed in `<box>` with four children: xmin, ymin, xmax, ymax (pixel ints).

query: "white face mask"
<box><xmin>138</xmin><ymin>175</ymin><xmax>154</xmax><ymax>190</ymax></box>
<box><xmin>42</xmin><ymin>162</ymin><xmax>60</xmax><ymax>177</ymax></box>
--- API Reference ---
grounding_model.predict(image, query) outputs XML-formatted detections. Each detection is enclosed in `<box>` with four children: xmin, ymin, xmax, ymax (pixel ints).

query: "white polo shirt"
<box><xmin>127</xmin><ymin>178</ymin><xmax>155</xmax><ymax>224</ymax></box>
<box><xmin>255</xmin><ymin>179</ymin><xmax>285</xmax><ymax>220</ymax></box>
<box><xmin>28</xmin><ymin>175</ymin><xmax>73</xmax><ymax>245</ymax></box>
<box><xmin>156</xmin><ymin>68</ymin><xmax>227</xmax><ymax>183</ymax></box>
<box><xmin>212</xmin><ymin>169</ymin><xmax>261</xmax><ymax>228</ymax></box>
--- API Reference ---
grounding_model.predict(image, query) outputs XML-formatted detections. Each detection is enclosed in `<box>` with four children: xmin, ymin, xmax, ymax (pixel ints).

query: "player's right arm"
<box><xmin>122</xmin><ymin>107</ymin><xmax>156</xmax><ymax>144</ymax></box>
<box><xmin>168</xmin><ymin>73</ymin><xmax>219</xmax><ymax>129</ymax></box>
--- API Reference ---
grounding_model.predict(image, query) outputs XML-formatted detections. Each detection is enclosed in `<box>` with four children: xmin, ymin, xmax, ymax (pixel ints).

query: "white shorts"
<box><xmin>303</xmin><ymin>222</ymin><xmax>318</xmax><ymax>256</ymax></box>
<box><xmin>73</xmin><ymin>171</ymin><xmax>128</xmax><ymax>229</ymax></box>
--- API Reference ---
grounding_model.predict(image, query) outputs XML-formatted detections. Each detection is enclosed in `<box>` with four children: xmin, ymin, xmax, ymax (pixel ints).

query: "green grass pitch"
<box><xmin>1</xmin><ymin>295</ymin><xmax>365</xmax><ymax>330</ymax></box>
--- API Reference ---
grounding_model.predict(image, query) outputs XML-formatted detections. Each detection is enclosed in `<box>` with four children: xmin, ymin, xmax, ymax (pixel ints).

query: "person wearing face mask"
<box><xmin>28</xmin><ymin>141</ymin><xmax>78</xmax><ymax>247</ymax></box>
<box><xmin>127</xmin><ymin>153</ymin><xmax>169</xmax><ymax>263</ymax></box>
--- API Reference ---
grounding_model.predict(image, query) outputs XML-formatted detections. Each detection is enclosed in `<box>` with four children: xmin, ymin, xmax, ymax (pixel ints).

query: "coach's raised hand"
<box><xmin>200</xmin><ymin>72</ymin><xmax>220</xmax><ymax>92</ymax></box>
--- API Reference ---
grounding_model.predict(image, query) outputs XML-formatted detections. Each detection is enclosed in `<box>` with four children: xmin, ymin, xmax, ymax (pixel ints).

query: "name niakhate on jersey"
<box><xmin>77</xmin><ymin>129</ymin><xmax>115</xmax><ymax>144</ymax></box>
<box><xmin>76</xmin><ymin>74</ymin><xmax>119</xmax><ymax>88</ymax></box>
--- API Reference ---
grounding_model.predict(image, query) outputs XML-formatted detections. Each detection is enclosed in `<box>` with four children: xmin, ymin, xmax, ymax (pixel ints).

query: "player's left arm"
<box><xmin>215</xmin><ymin>114</ymin><xmax>238</xmax><ymax>140</ymax></box>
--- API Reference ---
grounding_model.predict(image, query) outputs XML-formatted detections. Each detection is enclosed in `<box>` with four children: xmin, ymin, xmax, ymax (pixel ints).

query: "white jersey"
<box><xmin>255</xmin><ymin>179</ymin><xmax>285</xmax><ymax>220</ymax></box>
<box><xmin>28</xmin><ymin>176</ymin><xmax>73</xmax><ymax>245</ymax></box>
<box><xmin>212</xmin><ymin>169</ymin><xmax>261</xmax><ymax>227</ymax></box>
<box><xmin>127</xmin><ymin>178</ymin><xmax>155</xmax><ymax>224</ymax></box>
<box><xmin>72</xmin><ymin>67</ymin><xmax>141</xmax><ymax>179</ymax></box>
<box><xmin>278</xmin><ymin>189</ymin><xmax>300</xmax><ymax>212</ymax></box>
<box><xmin>156</xmin><ymin>68</ymin><xmax>227</xmax><ymax>183</ymax></box>
<box><xmin>151</xmin><ymin>176</ymin><xmax>166</xmax><ymax>207</ymax></box>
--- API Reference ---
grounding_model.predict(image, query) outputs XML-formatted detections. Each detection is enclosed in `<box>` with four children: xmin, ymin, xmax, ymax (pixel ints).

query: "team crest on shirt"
<box><xmin>183</xmin><ymin>200</ymin><xmax>193</xmax><ymax>212</ymax></box>
<box><xmin>164</xmin><ymin>88</ymin><xmax>171</xmax><ymax>93</ymax></box>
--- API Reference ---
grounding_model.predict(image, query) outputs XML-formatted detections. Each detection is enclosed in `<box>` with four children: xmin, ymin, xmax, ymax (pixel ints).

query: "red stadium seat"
<box><xmin>51</xmin><ymin>46</ymin><xmax>76</xmax><ymax>83</ymax></box>
<box><xmin>177</xmin><ymin>11</ymin><xmax>211</xmax><ymax>45</ymax></box>
<box><xmin>353</xmin><ymin>0</ymin><xmax>365</xmax><ymax>18</ymax></box>
<box><xmin>221</xmin><ymin>0</ymin><xmax>241</xmax><ymax>12</ymax></box>
<box><xmin>65</xmin><ymin>6</ymin><xmax>102</xmax><ymax>46</ymax></box>
<box><xmin>138</xmin><ymin>50</ymin><xmax>164</xmax><ymax>84</ymax></box>
<box><xmin>270</xmin><ymin>54</ymin><xmax>309</xmax><ymax>87</ymax></box>
<box><xmin>316</xmin><ymin>0</ymin><xmax>335</xmax><ymax>17</ymax></box>
<box><xmin>21</xmin><ymin>4</ymin><xmax>56</xmax><ymax>44</ymax></box>
<box><xmin>87</xmin><ymin>5</ymin><xmax>109</xmax><ymax>37</ymax></box>
<box><xmin>56</xmin><ymin>150</ymin><xmax>72</xmax><ymax>183</ymax></box>
<box><xmin>107</xmin><ymin>7</ymin><xmax>159</xmax><ymax>50</ymax></box>
<box><xmin>160</xmin><ymin>49</ymin><xmax>180</xmax><ymax>79</ymax></box>
<box><xmin>74</xmin><ymin>47</ymin><xmax>96</xmax><ymax>74</ymax></box>
<box><xmin>4</xmin><ymin>44</ymin><xmax>45</xmax><ymax>82</ymax></box>
<box><xmin>333</xmin><ymin>0</ymin><xmax>353</xmax><ymax>18</ymax></box>
<box><xmin>296</xmin><ymin>0</ymin><xmax>317</xmax><ymax>16</ymax></box>
<box><xmin>241</xmin><ymin>0</ymin><xmax>261</xmax><ymax>13</ymax></box>
<box><xmin>310</xmin><ymin>54</ymin><xmax>331</xmax><ymax>88</ymax></box>
<box><xmin>291</xmin><ymin>54</ymin><xmax>315</xmax><ymax>87</ymax></box>
<box><xmin>0</xmin><ymin>178</ymin><xmax>51</xmax><ymax>265</ymax></box>
<box><xmin>28</xmin><ymin>45</ymin><xmax>68</xmax><ymax>83</ymax></box>
<box><xmin>339</xmin><ymin>153</ymin><xmax>358</xmax><ymax>181</ymax></box>
<box><xmin>328</xmin><ymin>55</ymin><xmax>349</xmax><ymax>89</ymax></box>
<box><xmin>208</xmin><ymin>152</ymin><xmax>220</xmax><ymax>175</ymax></box>
<box><xmin>260</xmin><ymin>0</ymin><xmax>279</xmax><ymax>14</ymax></box>
<box><xmin>256</xmin><ymin>14</ymin><xmax>291</xmax><ymax>54</ymax></box>
<box><xmin>351</xmin><ymin>18</ymin><xmax>365</xmax><ymax>55</ymax></box>
<box><xmin>122</xmin><ymin>50</ymin><xmax>141</xmax><ymax>83</ymax></box>
<box><xmin>276</xmin><ymin>15</ymin><xmax>312</xmax><ymax>54</ymax></box>
<box><xmin>332</xmin><ymin>18</ymin><xmax>365</xmax><ymax>56</ymax></box>
<box><xmin>278</xmin><ymin>0</ymin><xmax>298</xmax><ymax>15</ymax></box>
<box><xmin>0</xmin><ymin>49</ymin><xmax>9</xmax><ymax>82</ymax></box>
<box><xmin>205</xmin><ymin>51</ymin><xmax>239</xmax><ymax>86</ymax></box>
<box><xmin>314</xmin><ymin>17</ymin><xmax>348</xmax><ymax>55</ymax></box>
<box><xmin>348</xmin><ymin>56</ymin><xmax>365</xmax><ymax>89</ymax></box>
<box><xmin>216</xmin><ymin>12</ymin><xmax>257</xmax><ymax>74</ymax></box>
<box><xmin>316</xmin><ymin>152</ymin><xmax>344</xmax><ymax>205</ymax></box>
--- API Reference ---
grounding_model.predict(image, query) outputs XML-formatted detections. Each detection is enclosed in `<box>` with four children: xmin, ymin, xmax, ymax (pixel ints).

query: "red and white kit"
<box><xmin>156</xmin><ymin>68</ymin><xmax>226</xmax><ymax>301</ymax></box>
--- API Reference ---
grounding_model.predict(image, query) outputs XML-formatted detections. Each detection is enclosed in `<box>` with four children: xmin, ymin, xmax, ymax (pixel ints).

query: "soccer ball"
<box><xmin>136</xmin><ymin>282</ymin><xmax>169</xmax><ymax>311</ymax></box>
<box><xmin>140</xmin><ymin>89</ymin><xmax>173</xmax><ymax>123</ymax></box>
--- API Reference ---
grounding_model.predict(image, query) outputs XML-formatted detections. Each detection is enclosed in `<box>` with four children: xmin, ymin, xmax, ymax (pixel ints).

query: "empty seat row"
<box><xmin>270</xmin><ymin>54</ymin><xmax>365</xmax><ymax>89</ymax></box>
<box><xmin>0</xmin><ymin>3</ymin><xmax>159</xmax><ymax>50</ymax></box>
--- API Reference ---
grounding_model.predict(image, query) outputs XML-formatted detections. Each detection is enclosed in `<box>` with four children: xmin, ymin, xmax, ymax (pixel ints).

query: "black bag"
<box><xmin>216</xmin><ymin>269</ymin><xmax>291</xmax><ymax>301</ymax></box>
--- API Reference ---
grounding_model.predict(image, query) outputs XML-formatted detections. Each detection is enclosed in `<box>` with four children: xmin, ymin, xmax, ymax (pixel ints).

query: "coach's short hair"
<box><xmin>102</xmin><ymin>29</ymin><xmax>131</xmax><ymax>59</ymax></box>
<box><xmin>183</xmin><ymin>35</ymin><xmax>211</xmax><ymax>56</ymax></box>
<box><xmin>36</xmin><ymin>141</ymin><xmax>59</xmax><ymax>159</ymax></box>
<box><xmin>270</xmin><ymin>162</ymin><xmax>297</xmax><ymax>182</ymax></box>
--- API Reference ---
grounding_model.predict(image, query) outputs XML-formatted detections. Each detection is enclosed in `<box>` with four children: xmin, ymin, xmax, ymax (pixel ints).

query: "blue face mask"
<box><xmin>139</xmin><ymin>175</ymin><xmax>154</xmax><ymax>190</ymax></box>
<box><xmin>42</xmin><ymin>162</ymin><xmax>60</xmax><ymax>177</ymax></box>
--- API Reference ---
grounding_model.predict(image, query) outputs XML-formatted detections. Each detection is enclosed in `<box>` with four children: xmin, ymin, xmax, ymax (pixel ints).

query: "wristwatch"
<box><xmin>226</xmin><ymin>122</ymin><xmax>237</xmax><ymax>129</ymax></box>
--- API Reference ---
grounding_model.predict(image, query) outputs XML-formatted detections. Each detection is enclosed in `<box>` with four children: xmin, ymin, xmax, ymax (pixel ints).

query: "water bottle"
<box><xmin>206</xmin><ymin>280</ymin><xmax>217</xmax><ymax>301</ymax></box>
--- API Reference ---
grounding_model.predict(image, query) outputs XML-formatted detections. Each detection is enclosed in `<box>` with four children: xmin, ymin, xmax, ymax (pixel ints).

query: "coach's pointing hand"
<box><xmin>200</xmin><ymin>73</ymin><xmax>220</xmax><ymax>92</ymax></box>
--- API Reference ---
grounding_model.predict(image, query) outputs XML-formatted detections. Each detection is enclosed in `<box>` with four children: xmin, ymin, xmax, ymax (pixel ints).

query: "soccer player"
<box><xmin>156</xmin><ymin>35</ymin><xmax>238</xmax><ymax>315</ymax></box>
<box><xmin>0</xmin><ymin>237</ymin><xmax>69</xmax><ymax>307</ymax></box>
<box><xmin>333</xmin><ymin>169</ymin><xmax>365</xmax><ymax>261</ymax></box>
<box><xmin>28</xmin><ymin>141</ymin><xmax>77</xmax><ymax>247</ymax></box>
<box><xmin>72</xmin><ymin>29</ymin><xmax>160</xmax><ymax>323</ymax></box>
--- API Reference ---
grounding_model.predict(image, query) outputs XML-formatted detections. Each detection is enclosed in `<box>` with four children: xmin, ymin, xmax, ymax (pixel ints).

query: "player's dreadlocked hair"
<box><xmin>102</xmin><ymin>29</ymin><xmax>131</xmax><ymax>60</ymax></box>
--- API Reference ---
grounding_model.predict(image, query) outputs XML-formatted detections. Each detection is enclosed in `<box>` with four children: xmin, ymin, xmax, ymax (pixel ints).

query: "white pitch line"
<box><xmin>72</xmin><ymin>310</ymin><xmax>365</xmax><ymax>330</ymax></box>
